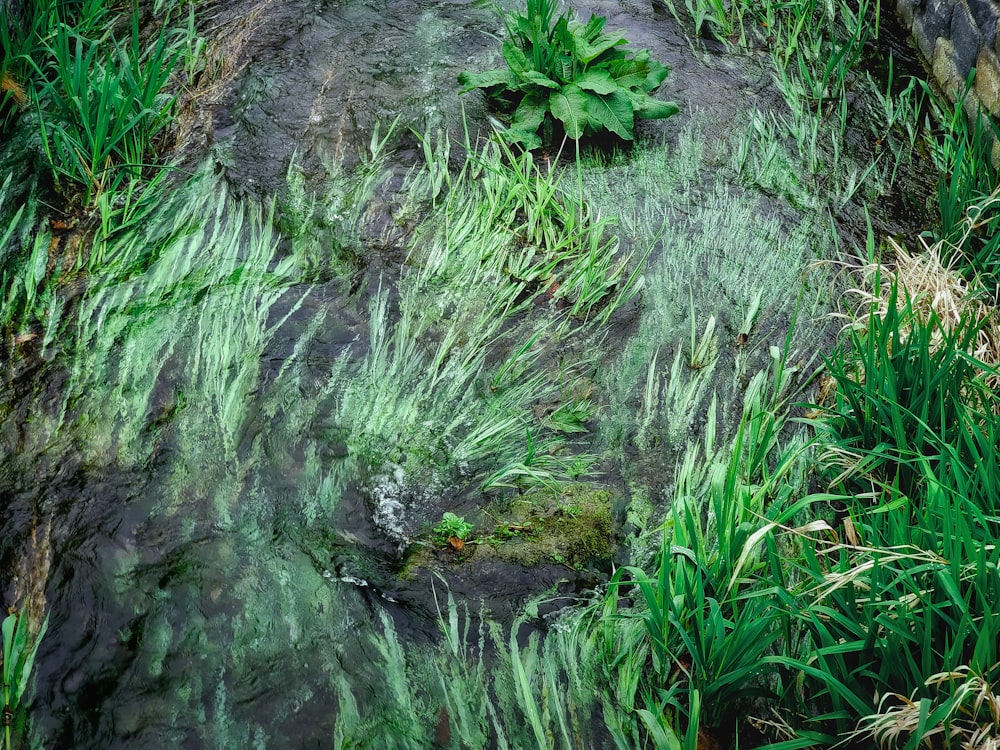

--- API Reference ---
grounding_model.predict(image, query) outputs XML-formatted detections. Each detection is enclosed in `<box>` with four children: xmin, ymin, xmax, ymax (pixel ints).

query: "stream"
<box><xmin>0</xmin><ymin>0</ymin><xmax>936</xmax><ymax>747</ymax></box>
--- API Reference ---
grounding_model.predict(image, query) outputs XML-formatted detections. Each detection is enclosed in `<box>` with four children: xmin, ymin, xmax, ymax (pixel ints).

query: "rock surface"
<box><xmin>900</xmin><ymin>0</ymin><xmax>1000</xmax><ymax>115</ymax></box>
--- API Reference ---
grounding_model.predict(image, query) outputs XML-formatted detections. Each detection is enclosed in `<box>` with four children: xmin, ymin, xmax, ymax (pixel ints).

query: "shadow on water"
<box><xmin>0</xmin><ymin>0</ymin><xmax>942</xmax><ymax>746</ymax></box>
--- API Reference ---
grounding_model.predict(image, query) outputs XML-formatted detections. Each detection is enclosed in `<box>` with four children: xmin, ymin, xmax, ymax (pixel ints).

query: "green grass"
<box><xmin>31</xmin><ymin>12</ymin><xmax>181</xmax><ymax>209</ymax></box>
<box><xmin>601</xmin><ymin>351</ymin><xmax>813</xmax><ymax>743</ymax></box>
<box><xmin>765</xmin><ymin>285</ymin><xmax>1000</xmax><ymax>743</ymax></box>
<box><xmin>2</xmin><ymin>1</ymin><xmax>193</xmax><ymax>217</ymax></box>
<box><xmin>282</xmin><ymin>134</ymin><xmax>633</xmax><ymax>496</ymax></box>
<box><xmin>0</xmin><ymin>171</ymin><xmax>55</xmax><ymax>338</ymax></box>
<box><xmin>3</xmin><ymin>0</ymin><xmax>991</xmax><ymax>746</ymax></box>
<box><xmin>920</xmin><ymin>75</ymin><xmax>1000</xmax><ymax>292</ymax></box>
<box><xmin>279</xmin><ymin>118</ymin><xmax>399</xmax><ymax>280</ymax></box>
<box><xmin>1</xmin><ymin>611</ymin><xmax>48</xmax><ymax>750</ymax></box>
<box><xmin>817</xmin><ymin>286</ymin><xmax>993</xmax><ymax>503</ymax></box>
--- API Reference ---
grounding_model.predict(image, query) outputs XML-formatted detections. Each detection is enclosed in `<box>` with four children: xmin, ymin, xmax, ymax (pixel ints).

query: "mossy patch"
<box><xmin>483</xmin><ymin>484</ymin><xmax>618</xmax><ymax>569</ymax></box>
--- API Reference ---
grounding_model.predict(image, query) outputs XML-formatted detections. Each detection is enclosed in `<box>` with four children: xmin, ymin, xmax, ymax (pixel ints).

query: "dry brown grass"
<box><xmin>852</xmin><ymin>666</ymin><xmax>1000</xmax><ymax>749</ymax></box>
<box><xmin>844</xmin><ymin>189</ymin><xmax>1000</xmax><ymax>377</ymax></box>
<box><xmin>1</xmin><ymin>71</ymin><xmax>26</xmax><ymax>106</ymax></box>
<box><xmin>850</xmin><ymin>238</ymin><xmax>1000</xmax><ymax>370</ymax></box>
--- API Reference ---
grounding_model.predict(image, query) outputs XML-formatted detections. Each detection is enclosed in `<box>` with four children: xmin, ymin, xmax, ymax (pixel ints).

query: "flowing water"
<box><xmin>0</xmin><ymin>0</ymin><xmax>935</xmax><ymax>747</ymax></box>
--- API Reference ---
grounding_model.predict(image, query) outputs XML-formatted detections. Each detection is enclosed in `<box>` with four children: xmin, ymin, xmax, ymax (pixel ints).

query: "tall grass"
<box><xmin>326</xmin><ymin>583</ymin><xmax>619</xmax><ymax>749</ymax></box>
<box><xmin>768</xmin><ymin>275</ymin><xmax>1000</xmax><ymax>744</ymax></box>
<box><xmin>31</xmin><ymin>12</ymin><xmax>181</xmax><ymax>209</ymax></box>
<box><xmin>601</xmin><ymin>351</ymin><xmax>812</xmax><ymax>745</ymax></box>
<box><xmin>0</xmin><ymin>0</ymin><xmax>194</xmax><ymax>219</ymax></box>
<box><xmin>818</xmin><ymin>287</ymin><xmax>989</xmax><ymax>500</ymax></box>
<box><xmin>921</xmin><ymin>77</ymin><xmax>1000</xmax><ymax>292</ymax></box>
<box><xmin>280</xmin><ymin>119</ymin><xmax>398</xmax><ymax>280</ymax></box>
<box><xmin>573</xmin><ymin>270</ymin><xmax>1000</xmax><ymax>746</ymax></box>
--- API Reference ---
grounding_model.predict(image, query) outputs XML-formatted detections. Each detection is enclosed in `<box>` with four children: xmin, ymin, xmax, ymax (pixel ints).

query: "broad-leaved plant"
<box><xmin>459</xmin><ymin>0</ymin><xmax>679</xmax><ymax>148</ymax></box>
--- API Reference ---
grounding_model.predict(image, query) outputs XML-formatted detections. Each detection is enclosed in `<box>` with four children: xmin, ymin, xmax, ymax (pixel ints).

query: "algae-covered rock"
<box><xmin>485</xmin><ymin>484</ymin><xmax>618</xmax><ymax>570</ymax></box>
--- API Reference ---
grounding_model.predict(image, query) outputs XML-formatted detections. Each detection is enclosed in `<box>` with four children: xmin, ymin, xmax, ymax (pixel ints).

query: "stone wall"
<box><xmin>897</xmin><ymin>0</ymin><xmax>1000</xmax><ymax>114</ymax></box>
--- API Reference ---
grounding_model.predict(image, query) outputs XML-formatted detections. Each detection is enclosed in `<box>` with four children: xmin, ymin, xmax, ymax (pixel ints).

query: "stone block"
<box><xmin>898</xmin><ymin>0</ymin><xmax>921</xmax><ymax>26</ymax></box>
<box><xmin>976</xmin><ymin>47</ymin><xmax>1000</xmax><ymax>113</ymax></box>
<box><xmin>914</xmin><ymin>0</ymin><xmax>955</xmax><ymax>59</ymax></box>
<box><xmin>951</xmin><ymin>1</ymin><xmax>983</xmax><ymax>77</ymax></box>
<box><xmin>933</xmin><ymin>37</ymin><xmax>968</xmax><ymax>97</ymax></box>
<box><xmin>967</xmin><ymin>0</ymin><xmax>1000</xmax><ymax>45</ymax></box>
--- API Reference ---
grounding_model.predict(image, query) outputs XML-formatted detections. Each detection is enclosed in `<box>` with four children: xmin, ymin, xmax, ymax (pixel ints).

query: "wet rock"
<box><xmin>951</xmin><ymin>0</ymin><xmax>983</xmax><ymax>76</ymax></box>
<box><xmin>976</xmin><ymin>47</ymin><xmax>1000</xmax><ymax>113</ymax></box>
<box><xmin>933</xmin><ymin>38</ymin><xmax>968</xmax><ymax>97</ymax></box>
<box><xmin>967</xmin><ymin>0</ymin><xmax>1000</xmax><ymax>45</ymax></box>
<box><xmin>898</xmin><ymin>0</ymin><xmax>921</xmax><ymax>26</ymax></box>
<box><xmin>968</xmin><ymin>0</ymin><xmax>1000</xmax><ymax>45</ymax></box>
<box><xmin>914</xmin><ymin>0</ymin><xmax>956</xmax><ymax>59</ymax></box>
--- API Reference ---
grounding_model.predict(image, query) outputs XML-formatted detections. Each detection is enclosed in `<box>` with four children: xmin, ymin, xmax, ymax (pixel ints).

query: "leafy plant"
<box><xmin>1</xmin><ymin>612</ymin><xmax>48</xmax><ymax>750</ymax></box>
<box><xmin>31</xmin><ymin>11</ymin><xmax>180</xmax><ymax>209</ymax></box>
<box><xmin>921</xmin><ymin>74</ymin><xmax>1000</xmax><ymax>291</ymax></box>
<box><xmin>458</xmin><ymin>0</ymin><xmax>678</xmax><ymax>149</ymax></box>
<box><xmin>432</xmin><ymin>513</ymin><xmax>474</xmax><ymax>547</ymax></box>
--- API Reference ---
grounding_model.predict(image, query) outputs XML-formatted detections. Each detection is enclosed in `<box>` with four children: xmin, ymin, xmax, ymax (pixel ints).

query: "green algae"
<box><xmin>484</xmin><ymin>484</ymin><xmax>618</xmax><ymax>569</ymax></box>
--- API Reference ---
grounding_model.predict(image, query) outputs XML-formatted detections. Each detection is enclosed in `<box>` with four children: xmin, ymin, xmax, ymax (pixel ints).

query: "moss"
<box><xmin>486</xmin><ymin>484</ymin><xmax>618</xmax><ymax>569</ymax></box>
<box><xmin>397</xmin><ymin>545</ymin><xmax>434</xmax><ymax>581</ymax></box>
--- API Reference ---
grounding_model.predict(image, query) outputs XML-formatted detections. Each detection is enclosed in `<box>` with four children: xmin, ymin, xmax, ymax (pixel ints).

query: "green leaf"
<box><xmin>608</xmin><ymin>58</ymin><xmax>648</xmax><ymax>90</ymax></box>
<box><xmin>643</xmin><ymin>58</ymin><xmax>671</xmax><ymax>92</ymax></box>
<box><xmin>510</xmin><ymin>93</ymin><xmax>548</xmax><ymax>134</ymax></box>
<box><xmin>457</xmin><ymin>68</ymin><xmax>518</xmax><ymax>94</ymax></box>
<box><xmin>629</xmin><ymin>91</ymin><xmax>680</xmax><ymax>120</ymax></box>
<box><xmin>505</xmin><ymin>128</ymin><xmax>543</xmax><ymax>150</ymax></box>
<box><xmin>575</xmin><ymin>68</ymin><xmax>618</xmax><ymax>95</ymax></box>
<box><xmin>505</xmin><ymin>94</ymin><xmax>547</xmax><ymax>149</ymax></box>
<box><xmin>582</xmin><ymin>14</ymin><xmax>607</xmax><ymax>39</ymax></box>
<box><xmin>501</xmin><ymin>40</ymin><xmax>531</xmax><ymax>76</ymax></box>
<box><xmin>566</xmin><ymin>18</ymin><xmax>627</xmax><ymax>64</ymax></box>
<box><xmin>15</xmin><ymin>615</ymin><xmax>47</xmax><ymax>704</ymax></box>
<box><xmin>2</xmin><ymin>614</ymin><xmax>15</xmax><ymax>685</ymax></box>
<box><xmin>583</xmin><ymin>89</ymin><xmax>634</xmax><ymax>139</ymax></box>
<box><xmin>550</xmin><ymin>84</ymin><xmax>589</xmax><ymax>139</ymax></box>
<box><xmin>519</xmin><ymin>70</ymin><xmax>560</xmax><ymax>90</ymax></box>
<box><xmin>637</xmin><ymin>709</ymin><xmax>683</xmax><ymax>750</ymax></box>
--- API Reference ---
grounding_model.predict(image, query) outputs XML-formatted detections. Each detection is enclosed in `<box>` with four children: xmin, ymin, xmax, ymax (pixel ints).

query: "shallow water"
<box><xmin>0</xmin><ymin>0</ymin><xmax>937</xmax><ymax>747</ymax></box>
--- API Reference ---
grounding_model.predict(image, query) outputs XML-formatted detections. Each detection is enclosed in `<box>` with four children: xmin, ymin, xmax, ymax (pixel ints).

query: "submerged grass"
<box><xmin>582</xmin><ymin>116</ymin><xmax>833</xmax><ymax>496</ymax></box>
<box><xmin>56</xmin><ymin>166</ymin><xmax>310</xmax><ymax>488</ymax></box>
<box><xmin>280</xmin><ymin>133</ymin><xmax>638</xmax><ymax>506</ymax></box>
